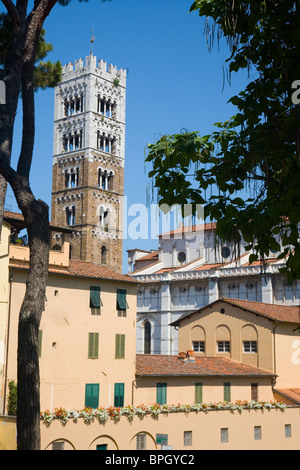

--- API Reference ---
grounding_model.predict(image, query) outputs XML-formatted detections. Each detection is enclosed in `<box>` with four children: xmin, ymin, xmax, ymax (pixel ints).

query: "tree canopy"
<box><xmin>146</xmin><ymin>0</ymin><xmax>300</xmax><ymax>281</ymax></box>
<box><xmin>0</xmin><ymin>12</ymin><xmax>62</xmax><ymax>90</ymax></box>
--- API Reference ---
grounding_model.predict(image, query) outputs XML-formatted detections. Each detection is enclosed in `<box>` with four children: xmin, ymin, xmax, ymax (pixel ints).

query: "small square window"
<box><xmin>243</xmin><ymin>341</ymin><xmax>258</xmax><ymax>353</ymax></box>
<box><xmin>184</xmin><ymin>431</ymin><xmax>192</xmax><ymax>446</ymax></box>
<box><xmin>254</xmin><ymin>426</ymin><xmax>262</xmax><ymax>441</ymax></box>
<box><xmin>221</xmin><ymin>428</ymin><xmax>229</xmax><ymax>443</ymax></box>
<box><xmin>193</xmin><ymin>341</ymin><xmax>205</xmax><ymax>353</ymax></box>
<box><xmin>217</xmin><ymin>341</ymin><xmax>230</xmax><ymax>353</ymax></box>
<box><xmin>118</xmin><ymin>309</ymin><xmax>127</xmax><ymax>317</ymax></box>
<box><xmin>285</xmin><ymin>424</ymin><xmax>292</xmax><ymax>438</ymax></box>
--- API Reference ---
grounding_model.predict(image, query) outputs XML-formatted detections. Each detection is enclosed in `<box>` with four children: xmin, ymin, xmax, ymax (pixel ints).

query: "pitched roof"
<box><xmin>4</xmin><ymin>210</ymin><xmax>72</xmax><ymax>233</ymax></box>
<box><xmin>171</xmin><ymin>298</ymin><xmax>300</xmax><ymax>326</ymax></box>
<box><xmin>222</xmin><ymin>298</ymin><xmax>300</xmax><ymax>324</ymax></box>
<box><xmin>136</xmin><ymin>354</ymin><xmax>275</xmax><ymax>378</ymax></box>
<box><xmin>274</xmin><ymin>388</ymin><xmax>300</xmax><ymax>405</ymax></box>
<box><xmin>9</xmin><ymin>258</ymin><xmax>136</xmax><ymax>284</ymax></box>
<box><xmin>159</xmin><ymin>222</ymin><xmax>217</xmax><ymax>239</ymax></box>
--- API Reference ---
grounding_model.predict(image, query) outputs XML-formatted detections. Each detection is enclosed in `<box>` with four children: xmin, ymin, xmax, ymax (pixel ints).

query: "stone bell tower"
<box><xmin>51</xmin><ymin>53</ymin><xmax>127</xmax><ymax>272</ymax></box>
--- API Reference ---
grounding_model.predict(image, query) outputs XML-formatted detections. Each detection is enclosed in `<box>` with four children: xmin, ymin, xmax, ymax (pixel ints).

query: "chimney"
<box><xmin>178</xmin><ymin>352</ymin><xmax>186</xmax><ymax>360</ymax></box>
<box><xmin>186</xmin><ymin>350</ymin><xmax>195</xmax><ymax>363</ymax></box>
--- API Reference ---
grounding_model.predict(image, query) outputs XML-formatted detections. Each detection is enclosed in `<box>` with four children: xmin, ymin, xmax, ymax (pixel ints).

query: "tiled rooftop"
<box><xmin>171</xmin><ymin>298</ymin><xmax>300</xmax><ymax>326</ymax></box>
<box><xmin>222</xmin><ymin>298</ymin><xmax>300</xmax><ymax>324</ymax></box>
<box><xmin>9</xmin><ymin>258</ymin><xmax>136</xmax><ymax>283</ymax></box>
<box><xmin>274</xmin><ymin>388</ymin><xmax>300</xmax><ymax>404</ymax></box>
<box><xmin>136</xmin><ymin>354</ymin><xmax>275</xmax><ymax>378</ymax></box>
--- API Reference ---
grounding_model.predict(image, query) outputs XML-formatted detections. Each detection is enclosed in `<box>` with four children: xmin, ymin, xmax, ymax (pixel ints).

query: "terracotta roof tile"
<box><xmin>9</xmin><ymin>258</ymin><xmax>136</xmax><ymax>284</ymax></box>
<box><xmin>171</xmin><ymin>298</ymin><xmax>300</xmax><ymax>326</ymax></box>
<box><xmin>159</xmin><ymin>223</ymin><xmax>217</xmax><ymax>238</ymax></box>
<box><xmin>222</xmin><ymin>298</ymin><xmax>300</xmax><ymax>324</ymax></box>
<box><xmin>274</xmin><ymin>388</ymin><xmax>300</xmax><ymax>404</ymax></box>
<box><xmin>136</xmin><ymin>354</ymin><xmax>275</xmax><ymax>377</ymax></box>
<box><xmin>136</xmin><ymin>251</ymin><xmax>159</xmax><ymax>261</ymax></box>
<box><xmin>4</xmin><ymin>210</ymin><xmax>73</xmax><ymax>232</ymax></box>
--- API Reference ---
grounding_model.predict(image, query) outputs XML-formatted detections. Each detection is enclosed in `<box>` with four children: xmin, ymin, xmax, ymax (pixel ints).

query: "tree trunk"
<box><xmin>16</xmin><ymin>198</ymin><xmax>50</xmax><ymax>450</ymax></box>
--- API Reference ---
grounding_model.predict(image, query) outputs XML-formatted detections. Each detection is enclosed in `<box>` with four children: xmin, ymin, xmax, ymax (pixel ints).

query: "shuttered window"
<box><xmin>156</xmin><ymin>383</ymin><xmax>167</xmax><ymax>405</ymax></box>
<box><xmin>224</xmin><ymin>382</ymin><xmax>231</xmax><ymax>402</ymax></box>
<box><xmin>52</xmin><ymin>441</ymin><xmax>65</xmax><ymax>450</ymax></box>
<box><xmin>117</xmin><ymin>289</ymin><xmax>128</xmax><ymax>311</ymax></box>
<box><xmin>85</xmin><ymin>384</ymin><xmax>99</xmax><ymax>409</ymax></box>
<box><xmin>251</xmin><ymin>383</ymin><xmax>259</xmax><ymax>401</ymax></box>
<box><xmin>90</xmin><ymin>286</ymin><xmax>103</xmax><ymax>309</ymax></box>
<box><xmin>115</xmin><ymin>334</ymin><xmax>125</xmax><ymax>359</ymax></box>
<box><xmin>195</xmin><ymin>383</ymin><xmax>203</xmax><ymax>404</ymax></box>
<box><xmin>114</xmin><ymin>383</ymin><xmax>125</xmax><ymax>407</ymax></box>
<box><xmin>136</xmin><ymin>433</ymin><xmax>146</xmax><ymax>450</ymax></box>
<box><xmin>88</xmin><ymin>333</ymin><xmax>99</xmax><ymax>359</ymax></box>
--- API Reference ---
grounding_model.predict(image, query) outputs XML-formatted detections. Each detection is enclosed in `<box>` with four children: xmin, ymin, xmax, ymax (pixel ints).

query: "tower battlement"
<box><xmin>62</xmin><ymin>53</ymin><xmax>127</xmax><ymax>84</ymax></box>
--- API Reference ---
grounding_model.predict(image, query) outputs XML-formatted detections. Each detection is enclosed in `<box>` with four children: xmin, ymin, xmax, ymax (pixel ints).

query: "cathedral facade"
<box><xmin>128</xmin><ymin>224</ymin><xmax>300</xmax><ymax>355</ymax></box>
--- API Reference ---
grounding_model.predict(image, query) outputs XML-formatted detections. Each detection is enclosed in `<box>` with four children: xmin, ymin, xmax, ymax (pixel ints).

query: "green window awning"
<box><xmin>117</xmin><ymin>289</ymin><xmax>128</xmax><ymax>310</ymax></box>
<box><xmin>90</xmin><ymin>286</ymin><xmax>103</xmax><ymax>308</ymax></box>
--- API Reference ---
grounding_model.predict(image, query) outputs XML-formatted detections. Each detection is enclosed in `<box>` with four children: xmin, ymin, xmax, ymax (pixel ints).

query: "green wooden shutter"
<box><xmin>90</xmin><ymin>286</ymin><xmax>103</xmax><ymax>308</ymax></box>
<box><xmin>117</xmin><ymin>289</ymin><xmax>128</xmax><ymax>310</ymax></box>
<box><xmin>195</xmin><ymin>383</ymin><xmax>203</xmax><ymax>404</ymax></box>
<box><xmin>88</xmin><ymin>333</ymin><xmax>99</xmax><ymax>359</ymax></box>
<box><xmin>156</xmin><ymin>383</ymin><xmax>167</xmax><ymax>405</ymax></box>
<box><xmin>85</xmin><ymin>384</ymin><xmax>99</xmax><ymax>409</ymax></box>
<box><xmin>224</xmin><ymin>382</ymin><xmax>231</xmax><ymax>402</ymax></box>
<box><xmin>114</xmin><ymin>383</ymin><xmax>125</xmax><ymax>407</ymax></box>
<box><xmin>115</xmin><ymin>334</ymin><xmax>125</xmax><ymax>359</ymax></box>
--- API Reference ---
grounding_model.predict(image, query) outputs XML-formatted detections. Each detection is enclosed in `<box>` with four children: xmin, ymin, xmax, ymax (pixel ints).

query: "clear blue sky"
<box><xmin>4</xmin><ymin>0</ymin><xmax>251</xmax><ymax>272</ymax></box>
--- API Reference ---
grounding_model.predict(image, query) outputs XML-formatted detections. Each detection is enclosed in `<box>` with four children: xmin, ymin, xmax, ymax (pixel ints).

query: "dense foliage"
<box><xmin>146</xmin><ymin>0</ymin><xmax>300</xmax><ymax>280</ymax></box>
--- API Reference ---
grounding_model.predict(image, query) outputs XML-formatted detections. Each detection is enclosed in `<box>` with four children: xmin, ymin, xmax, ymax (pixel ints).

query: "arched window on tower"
<box><xmin>144</xmin><ymin>321</ymin><xmax>151</xmax><ymax>354</ymax></box>
<box><xmin>99</xmin><ymin>206</ymin><xmax>110</xmax><ymax>230</ymax></box>
<box><xmin>62</xmin><ymin>131</ymin><xmax>83</xmax><ymax>152</ymax></box>
<box><xmin>64</xmin><ymin>95</ymin><xmax>83</xmax><ymax>117</ymax></box>
<box><xmin>65</xmin><ymin>167</ymin><xmax>79</xmax><ymax>189</ymax></box>
<box><xmin>98</xmin><ymin>169</ymin><xmax>114</xmax><ymax>191</ymax></box>
<box><xmin>66</xmin><ymin>206</ymin><xmax>76</xmax><ymax>226</ymax></box>
<box><xmin>101</xmin><ymin>245</ymin><xmax>108</xmax><ymax>265</ymax></box>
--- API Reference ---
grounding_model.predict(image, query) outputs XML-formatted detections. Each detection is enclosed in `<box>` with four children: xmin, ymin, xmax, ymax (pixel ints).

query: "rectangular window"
<box><xmin>243</xmin><ymin>341</ymin><xmax>258</xmax><ymax>353</ymax></box>
<box><xmin>88</xmin><ymin>333</ymin><xmax>99</xmax><ymax>359</ymax></box>
<box><xmin>136</xmin><ymin>433</ymin><xmax>147</xmax><ymax>450</ymax></box>
<box><xmin>184</xmin><ymin>431</ymin><xmax>192</xmax><ymax>447</ymax></box>
<box><xmin>90</xmin><ymin>286</ymin><xmax>103</xmax><ymax>314</ymax></box>
<box><xmin>224</xmin><ymin>382</ymin><xmax>231</xmax><ymax>402</ymax></box>
<box><xmin>254</xmin><ymin>426</ymin><xmax>262</xmax><ymax>441</ymax></box>
<box><xmin>251</xmin><ymin>383</ymin><xmax>259</xmax><ymax>401</ymax></box>
<box><xmin>156</xmin><ymin>383</ymin><xmax>167</xmax><ymax>405</ymax></box>
<box><xmin>193</xmin><ymin>341</ymin><xmax>205</xmax><ymax>353</ymax></box>
<box><xmin>117</xmin><ymin>289</ymin><xmax>128</xmax><ymax>316</ymax></box>
<box><xmin>85</xmin><ymin>384</ymin><xmax>99</xmax><ymax>409</ymax></box>
<box><xmin>115</xmin><ymin>334</ymin><xmax>125</xmax><ymax>359</ymax></box>
<box><xmin>195</xmin><ymin>383</ymin><xmax>203</xmax><ymax>404</ymax></box>
<box><xmin>217</xmin><ymin>341</ymin><xmax>230</xmax><ymax>353</ymax></box>
<box><xmin>114</xmin><ymin>383</ymin><xmax>125</xmax><ymax>407</ymax></box>
<box><xmin>221</xmin><ymin>428</ymin><xmax>229</xmax><ymax>443</ymax></box>
<box><xmin>285</xmin><ymin>424</ymin><xmax>292</xmax><ymax>438</ymax></box>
